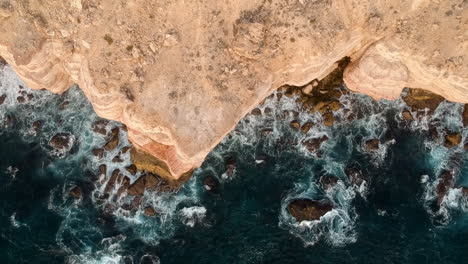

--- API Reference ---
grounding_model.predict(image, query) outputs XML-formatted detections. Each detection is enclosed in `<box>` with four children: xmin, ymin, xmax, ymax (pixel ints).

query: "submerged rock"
<box><xmin>91</xmin><ymin>148</ymin><xmax>105</xmax><ymax>158</ymax></box>
<box><xmin>436</xmin><ymin>170</ymin><xmax>454</xmax><ymax>205</ymax></box>
<box><xmin>49</xmin><ymin>132</ymin><xmax>74</xmax><ymax>150</ymax></box>
<box><xmin>444</xmin><ymin>132</ymin><xmax>461</xmax><ymax>148</ymax></box>
<box><xmin>125</xmin><ymin>164</ymin><xmax>138</xmax><ymax>175</ymax></box>
<box><xmin>31</xmin><ymin>120</ymin><xmax>43</xmax><ymax>133</ymax></box>
<box><xmin>318</xmin><ymin>175</ymin><xmax>338</xmax><ymax>190</ymax></box>
<box><xmin>69</xmin><ymin>186</ymin><xmax>82</xmax><ymax>199</ymax></box>
<box><xmin>287</xmin><ymin>199</ymin><xmax>333</xmax><ymax>222</ymax></box>
<box><xmin>345</xmin><ymin>167</ymin><xmax>365</xmax><ymax>186</ymax></box>
<box><xmin>203</xmin><ymin>175</ymin><xmax>219</xmax><ymax>192</ymax></box>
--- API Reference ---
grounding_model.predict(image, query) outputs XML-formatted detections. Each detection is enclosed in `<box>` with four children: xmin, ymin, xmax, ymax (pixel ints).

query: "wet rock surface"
<box><xmin>402</xmin><ymin>88</ymin><xmax>445</xmax><ymax>114</ymax></box>
<box><xmin>287</xmin><ymin>199</ymin><xmax>333</xmax><ymax>222</ymax></box>
<box><xmin>104</xmin><ymin>127</ymin><xmax>120</xmax><ymax>151</ymax></box>
<box><xmin>444</xmin><ymin>132</ymin><xmax>461</xmax><ymax>148</ymax></box>
<box><xmin>364</xmin><ymin>139</ymin><xmax>380</xmax><ymax>151</ymax></box>
<box><xmin>49</xmin><ymin>132</ymin><xmax>74</xmax><ymax>150</ymax></box>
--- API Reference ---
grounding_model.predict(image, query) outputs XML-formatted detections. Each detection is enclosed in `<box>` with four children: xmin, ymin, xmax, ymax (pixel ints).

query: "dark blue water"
<box><xmin>1</xmin><ymin>65</ymin><xmax>467</xmax><ymax>264</ymax></box>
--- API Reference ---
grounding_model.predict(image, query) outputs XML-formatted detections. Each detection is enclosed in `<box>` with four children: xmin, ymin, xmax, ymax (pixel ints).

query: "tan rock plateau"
<box><xmin>0</xmin><ymin>0</ymin><xmax>467</xmax><ymax>180</ymax></box>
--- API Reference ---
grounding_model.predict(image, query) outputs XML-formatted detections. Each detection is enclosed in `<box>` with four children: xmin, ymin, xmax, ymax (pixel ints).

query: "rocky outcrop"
<box><xmin>0</xmin><ymin>0</ymin><xmax>467</xmax><ymax>179</ymax></box>
<box><xmin>287</xmin><ymin>199</ymin><xmax>333</xmax><ymax>222</ymax></box>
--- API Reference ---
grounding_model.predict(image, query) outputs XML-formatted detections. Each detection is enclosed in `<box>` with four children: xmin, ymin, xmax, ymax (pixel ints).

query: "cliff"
<box><xmin>0</xmin><ymin>0</ymin><xmax>466</xmax><ymax>180</ymax></box>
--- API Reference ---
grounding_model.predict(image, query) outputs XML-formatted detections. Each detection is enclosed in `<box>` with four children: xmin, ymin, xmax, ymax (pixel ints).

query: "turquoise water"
<box><xmin>0</xmin><ymin>65</ymin><xmax>467</xmax><ymax>264</ymax></box>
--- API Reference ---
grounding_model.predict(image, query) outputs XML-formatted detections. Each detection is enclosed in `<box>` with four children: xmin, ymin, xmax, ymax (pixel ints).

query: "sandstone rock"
<box><xmin>250</xmin><ymin>108</ymin><xmax>261</xmax><ymax>116</ymax></box>
<box><xmin>402</xmin><ymin>110</ymin><xmax>413</xmax><ymax>121</ymax></box>
<box><xmin>104</xmin><ymin>127</ymin><xmax>119</xmax><ymax>151</ymax></box>
<box><xmin>69</xmin><ymin>186</ymin><xmax>82</xmax><ymax>199</ymax></box>
<box><xmin>104</xmin><ymin>169</ymin><xmax>123</xmax><ymax>194</ymax></box>
<box><xmin>300</xmin><ymin>122</ymin><xmax>313</xmax><ymax>134</ymax></box>
<box><xmin>364</xmin><ymin>139</ymin><xmax>380</xmax><ymax>151</ymax></box>
<box><xmin>290</xmin><ymin>120</ymin><xmax>300</xmax><ymax>130</ymax></box>
<box><xmin>287</xmin><ymin>199</ymin><xmax>333</xmax><ymax>222</ymax></box>
<box><xmin>302</xmin><ymin>84</ymin><xmax>313</xmax><ymax>95</ymax></box>
<box><xmin>127</xmin><ymin>173</ymin><xmax>161</xmax><ymax>196</ymax></box>
<box><xmin>49</xmin><ymin>132</ymin><xmax>73</xmax><ymax>150</ymax></box>
<box><xmin>402</xmin><ymin>88</ymin><xmax>445</xmax><ymax>114</ymax></box>
<box><xmin>444</xmin><ymin>132</ymin><xmax>461</xmax><ymax>148</ymax></box>
<box><xmin>125</xmin><ymin>164</ymin><xmax>138</xmax><ymax>175</ymax></box>
<box><xmin>323</xmin><ymin>112</ymin><xmax>335</xmax><ymax>127</ymax></box>
<box><xmin>144</xmin><ymin>206</ymin><xmax>157</xmax><ymax>217</ymax></box>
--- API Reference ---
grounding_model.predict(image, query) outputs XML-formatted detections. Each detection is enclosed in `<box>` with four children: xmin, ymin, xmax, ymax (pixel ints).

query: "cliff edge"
<box><xmin>0</xmin><ymin>0</ymin><xmax>466</xmax><ymax>179</ymax></box>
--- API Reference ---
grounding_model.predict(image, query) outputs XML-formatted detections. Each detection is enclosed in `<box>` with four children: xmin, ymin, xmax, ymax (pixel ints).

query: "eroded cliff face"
<box><xmin>0</xmin><ymin>0</ymin><xmax>466</xmax><ymax>179</ymax></box>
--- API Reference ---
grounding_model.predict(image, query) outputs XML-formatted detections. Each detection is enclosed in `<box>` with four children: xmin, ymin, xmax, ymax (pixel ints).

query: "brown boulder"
<box><xmin>49</xmin><ymin>132</ymin><xmax>73</xmax><ymax>150</ymax></box>
<box><xmin>364</xmin><ymin>139</ymin><xmax>380</xmax><ymax>151</ymax></box>
<box><xmin>16</xmin><ymin>96</ymin><xmax>25</xmax><ymax>103</ymax></box>
<box><xmin>323</xmin><ymin>112</ymin><xmax>335</xmax><ymax>127</ymax></box>
<box><xmin>290</xmin><ymin>120</ymin><xmax>300</xmax><ymax>130</ymax></box>
<box><xmin>0</xmin><ymin>94</ymin><xmax>6</xmax><ymax>105</ymax></box>
<box><xmin>402</xmin><ymin>110</ymin><xmax>413</xmax><ymax>121</ymax></box>
<box><xmin>92</xmin><ymin>148</ymin><xmax>105</xmax><ymax>158</ymax></box>
<box><xmin>104</xmin><ymin>127</ymin><xmax>120</xmax><ymax>151</ymax></box>
<box><xmin>92</xmin><ymin>120</ymin><xmax>108</xmax><ymax>135</ymax></box>
<box><xmin>104</xmin><ymin>169</ymin><xmax>123</xmax><ymax>194</ymax></box>
<box><xmin>287</xmin><ymin>199</ymin><xmax>333</xmax><ymax>222</ymax></box>
<box><xmin>250</xmin><ymin>108</ymin><xmax>261</xmax><ymax>116</ymax></box>
<box><xmin>127</xmin><ymin>173</ymin><xmax>160</xmax><ymax>196</ymax></box>
<box><xmin>125</xmin><ymin>164</ymin><xmax>138</xmax><ymax>175</ymax></box>
<box><xmin>302</xmin><ymin>135</ymin><xmax>329</xmax><ymax>152</ymax></box>
<box><xmin>32</xmin><ymin>120</ymin><xmax>43</xmax><ymax>132</ymax></box>
<box><xmin>444</xmin><ymin>132</ymin><xmax>461</xmax><ymax>148</ymax></box>
<box><xmin>144</xmin><ymin>206</ymin><xmax>157</xmax><ymax>216</ymax></box>
<box><xmin>300</xmin><ymin>122</ymin><xmax>313</xmax><ymax>134</ymax></box>
<box><xmin>402</xmin><ymin>88</ymin><xmax>444</xmax><ymax>114</ymax></box>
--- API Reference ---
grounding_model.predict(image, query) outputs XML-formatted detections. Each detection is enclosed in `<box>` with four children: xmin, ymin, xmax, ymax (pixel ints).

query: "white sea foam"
<box><xmin>180</xmin><ymin>206</ymin><xmax>207</xmax><ymax>227</ymax></box>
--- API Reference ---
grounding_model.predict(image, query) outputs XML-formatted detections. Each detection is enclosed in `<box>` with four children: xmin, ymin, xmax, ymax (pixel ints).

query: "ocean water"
<box><xmin>0</xmin><ymin>64</ymin><xmax>467</xmax><ymax>264</ymax></box>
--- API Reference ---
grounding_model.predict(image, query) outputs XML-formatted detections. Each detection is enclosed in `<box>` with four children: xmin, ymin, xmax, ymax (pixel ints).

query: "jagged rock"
<box><xmin>127</xmin><ymin>173</ymin><xmax>160</xmax><ymax>196</ymax></box>
<box><xmin>91</xmin><ymin>120</ymin><xmax>108</xmax><ymax>135</ymax></box>
<box><xmin>436</xmin><ymin>170</ymin><xmax>454</xmax><ymax>205</ymax></box>
<box><xmin>104</xmin><ymin>169</ymin><xmax>123</xmax><ymax>194</ymax></box>
<box><xmin>104</xmin><ymin>127</ymin><xmax>120</xmax><ymax>151</ymax></box>
<box><xmin>0</xmin><ymin>94</ymin><xmax>6</xmax><ymax>105</ymax></box>
<box><xmin>402</xmin><ymin>110</ymin><xmax>413</xmax><ymax>121</ymax></box>
<box><xmin>302</xmin><ymin>135</ymin><xmax>329</xmax><ymax>152</ymax></box>
<box><xmin>203</xmin><ymin>175</ymin><xmax>219</xmax><ymax>192</ymax></box>
<box><xmin>120</xmin><ymin>146</ymin><xmax>131</xmax><ymax>154</ymax></box>
<box><xmin>99</xmin><ymin>164</ymin><xmax>107</xmax><ymax>176</ymax></box>
<box><xmin>16</xmin><ymin>96</ymin><xmax>25</xmax><ymax>103</ymax></box>
<box><xmin>144</xmin><ymin>206</ymin><xmax>157</xmax><ymax>216</ymax></box>
<box><xmin>364</xmin><ymin>139</ymin><xmax>380</xmax><ymax>151</ymax></box>
<box><xmin>402</xmin><ymin>88</ymin><xmax>445</xmax><ymax>114</ymax></box>
<box><xmin>92</xmin><ymin>148</ymin><xmax>105</xmax><ymax>158</ymax></box>
<box><xmin>444</xmin><ymin>132</ymin><xmax>461</xmax><ymax>148</ymax></box>
<box><xmin>49</xmin><ymin>132</ymin><xmax>73</xmax><ymax>150</ymax></box>
<box><xmin>69</xmin><ymin>186</ymin><xmax>82</xmax><ymax>199</ymax></box>
<box><xmin>287</xmin><ymin>199</ymin><xmax>333</xmax><ymax>222</ymax></box>
<box><xmin>116</xmin><ymin>176</ymin><xmax>130</xmax><ymax>198</ymax></box>
<box><xmin>125</xmin><ymin>164</ymin><xmax>138</xmax><ymax>175</ymax></box>
<box><xmin>345</xmin><ymin>167</ymin><xmax>365</xmax><ymax>186</ymax></box>
<box><xmin>224</xmin><ymin>156</ymin><xmax>237</xmax><ymax>177</ymax></box>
